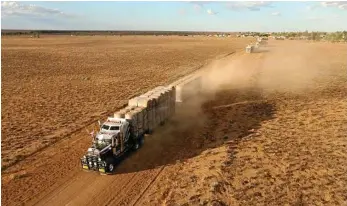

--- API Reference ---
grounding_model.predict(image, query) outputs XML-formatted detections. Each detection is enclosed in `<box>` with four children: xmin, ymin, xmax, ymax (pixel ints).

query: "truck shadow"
<box><xmin>115</xmin><ymin>87</ymin><xmax>276</xmax><ymax>174</ymax></box>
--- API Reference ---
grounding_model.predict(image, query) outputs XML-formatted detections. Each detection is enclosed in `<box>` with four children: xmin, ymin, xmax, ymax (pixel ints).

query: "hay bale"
<box><xmin>146</xmin><ymin>108</ymin><xmax>154</xmax><ymax>132</ymax></box>
<box><xmin>146</xmin><ymin>97</ymin><xmax>155</xmax><ymax>132</ymax></box>
<box><xmin>134</xmin><ymin>108</ymin><xmax>144</xmax><ymax>134</ymax></box>
<box><xmin>153</xmin><ymin>86</ymin><xmax>166</xmax><ymax>92</ymax></box>
<box><xmin>139</xmin><ymin>91</ymin><xmax>153</xmax><ymax>98</ymax></box>
<box><xmin>134</xmin><ymin>107</ymin><xmax>148</xmax><ymax>132</ymax></box>
<box><xmin>137</xmin><ymin>97</ymin><xmax>153</xmax><ymax>109</ymax></box>
<box><xmin>125</xmin><ymin>111</ymin><xmax>139</xmax><ymax>136</ymax></box>
<box><xmin>169</xmin><ymin>86</ymin><xmax>176</xmax><ymax>116</ymax></box>
<box><xmin>123</xmin><ymin>105</ymin><xmax>135</xmax><ymax>113</ymax></box>
<box><xmin>135</xmin><ymin>96</ymin><xmax>155</xmax><ymax>133</ymax></box>
<box><xmin>125</xmin><ymin>111</ymin><xmax>137</xmax><ymax>121</ymax></box>
<box><xmin>151</xmin><ymin>92</ymin><xmax>164</xmax><ymax>125</ymax></box>
<box><xmin>164</xmin><ymin>87</ymin><xmax>172</xmax><ymax>117</ymax></box>
<box><xmin>164</xmin><ymin>90</ymin><xmax>170</xmax><ymax>120</ymax></box>
<box><xmin>159</xmin><ymin>90</ymin><xmax>168</xmax><ymax>121</ymax></box>
<box><xmin>151</xmin><ymin>106</ymin><xmax>157</xmax><ymax>128</ymax></box>
<box><xmin>128</xmin><ymin>97</ymin><xmax>140</xmax><ymax>107</ymax></box>
<box><xmin>169</xmin><ymin>86</ymin><xmax>176</xmax><ymax>113</ymax></box>
<box><xmin>151</xmin><ymin>92</ymin><xmax>162</xmax><ymax>105</ymax></box>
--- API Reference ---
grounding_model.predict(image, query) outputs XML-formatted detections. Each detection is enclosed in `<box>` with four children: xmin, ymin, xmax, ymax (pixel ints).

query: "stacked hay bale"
<box><xmin>140</xmin><ymin>93</ymin><xmax>156</xmax><ymax>133</ymax></box>
<box><xmin>167</xmin><ymin>85</ymin><xmax>176</xmax><ymax>116</ymax></box>
<box><xmin>146</xmin><ymin>91</ymin><xmax>159</xmax><ymax>127</ymax></box>
<box><xmin>128</xmin><ymin>96</ymin><xmax>153</xmax><ymax>134</ymax></box>
<box><xmin>169</xmin><ymin>76</ymin><xmax>187</xmax><ymax>103</ymax></box>
<box><xmin>140</xmin><ymin>86</ymin><xmax>177</xmax><ymax>127</ymax></box>
<box><xmin>112</xmin><ymin>82</ymin><xmax>179</xmax><ymax>136</ymax></box>
<box><xmin>133</xmin><ymin>107</ymin><xmax>145</xmax><ymax>135</ymax></box>
<box><xmin>137</xmin><ymin>97</ymin><xmax>153</xmax><ymax>133</ymax></box>
<box><xmin>151</xmin><ymin>88</ymin><xmax>166</xmax><ymax>126</ymax></box>
<box><xmin>125</xmin><ymin>110</ymin><xmax>139</xmax><ymax>137</ymax></box>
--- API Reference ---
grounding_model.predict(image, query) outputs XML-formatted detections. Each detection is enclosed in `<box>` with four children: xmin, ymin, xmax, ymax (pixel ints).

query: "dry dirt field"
<box><xmin>1</xmin><ymin>38</ymin><xmax>346</xmax><ymax>206</ymax></box>
<box><xmin>1</xmin><ymin>35</ymin><xmax>252</xmax><ymax>170</ymax></box>
<box><xmin>137</xmin><ymin>41</ymin><xmax>347</xmax><ymax>206</ymax></box>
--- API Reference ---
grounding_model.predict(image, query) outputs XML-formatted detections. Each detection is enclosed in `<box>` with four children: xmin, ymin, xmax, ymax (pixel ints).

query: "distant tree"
<box><xmin>324</xmin><ymin>32</ymin><xmax>344</xmax><ymax>42</ymax></box>
<box><xmin>33</xmin><ymin>31</ymin><xmax>40</xmax><ymax>38</ymax></box>
<box><xmin>310</xmin><ymin>32</ymin><xmax>320</xmax><ymax>41</ymax></box>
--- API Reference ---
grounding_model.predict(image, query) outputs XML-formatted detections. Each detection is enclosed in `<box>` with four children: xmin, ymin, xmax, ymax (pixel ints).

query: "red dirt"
<box><xmin>1</xmin><ymin>39</ymin><xmax>346</xmax><ymax>206</ymax></box>
<box><xmin>1</xmin><ymin>35</ymin><xmax>252</xmax><ymax>170</ymax></box>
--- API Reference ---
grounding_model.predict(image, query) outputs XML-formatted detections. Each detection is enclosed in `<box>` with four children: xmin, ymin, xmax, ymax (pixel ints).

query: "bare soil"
<box><xmin>1</xmin><ymin>39</ymin><xmax>346</xmax><ymax>206</ymax></box>
<box><xmin>138</xmin><ymin>41</ymin><xmax>347</xmax><ymax>206</ymax></box>
<box><xmin>1</xmin><ymin>35</ymin><xmax>251</xmax><ymax>170</ymax></box>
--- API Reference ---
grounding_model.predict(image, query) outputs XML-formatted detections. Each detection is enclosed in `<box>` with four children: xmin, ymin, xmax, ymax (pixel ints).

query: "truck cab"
<box><xmin>81</xmin><ymin>117</ymin><xmax>144</xmax><ymax>174</ymax></box>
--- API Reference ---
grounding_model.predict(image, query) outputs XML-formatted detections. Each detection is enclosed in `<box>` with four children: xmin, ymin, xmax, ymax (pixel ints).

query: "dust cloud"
<box><xmin>147</xmin><ymin>40</ymin><xmax>332</xmax><ymax>155</ymax></box>
<box><xmin>199</xmin><ymin>41</ymin><xmax>333</xmax><ymax>97</ymax></box>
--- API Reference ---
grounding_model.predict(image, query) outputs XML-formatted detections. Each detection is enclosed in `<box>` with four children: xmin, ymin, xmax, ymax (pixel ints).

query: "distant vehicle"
<box><xmin>246</xmin><ymin>45</ymin><xmax>254</xmax><ymax>53</ymax></box>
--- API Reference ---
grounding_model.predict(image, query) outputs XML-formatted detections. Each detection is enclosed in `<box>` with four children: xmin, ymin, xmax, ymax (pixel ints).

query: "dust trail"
<box><xmin>149</xmin><ymin>40</ymin><xmax>335</xmax><ymax>152</ymax></box>
<box><xmin>169</xmin><ymin>40</ymin><xmax>338</xmax><ymax>127</ymax></box>
<box><xmin>257</xmin><ymin>42</ymin><xmax>323</xmax><ymax>93</ymax></box>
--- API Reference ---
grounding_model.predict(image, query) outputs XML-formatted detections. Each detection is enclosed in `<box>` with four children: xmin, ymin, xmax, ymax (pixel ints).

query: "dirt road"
<box><xmin>2</xmin><ymin>40</ymin><xmax>346</xmax><ymax>206</ymax></box>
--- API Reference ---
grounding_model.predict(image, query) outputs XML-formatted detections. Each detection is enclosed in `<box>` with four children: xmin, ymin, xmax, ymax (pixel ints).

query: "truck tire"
<box><xmin>133</xmin><ymin>135</ymin><xmax>144</xmax><ymax>151</ymax></box>
<box><xmin>105</xmin><ymin>158</ymin><xmax>115</xmax><ymax>173</ymax></box>
<box><xmin>133</xmin><ymin>140</ymin><xmax>140</xmax><ymax>151</ymax></box>
<box><xmin>140</xmin><ymin>135</ymin><xmax>145</xmax><ymax>146</ymax></box>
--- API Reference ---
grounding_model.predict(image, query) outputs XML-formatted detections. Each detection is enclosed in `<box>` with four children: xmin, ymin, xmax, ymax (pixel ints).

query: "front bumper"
<box><xmin>81</xmin><ymin>156</ymin><xmax>106</xmax><ymax>173</ymax></box>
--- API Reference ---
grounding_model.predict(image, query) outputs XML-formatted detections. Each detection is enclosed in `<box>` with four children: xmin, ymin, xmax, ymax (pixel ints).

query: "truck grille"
<box><xmin>86</xmin><ymin>156</ymin><xmax>100</xmax><ymax>170</ymax></box>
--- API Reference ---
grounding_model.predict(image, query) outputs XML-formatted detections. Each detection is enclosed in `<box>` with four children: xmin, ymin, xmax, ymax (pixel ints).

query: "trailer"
<box><xmin>81</xmin><ymin>86</ymin><xmax>177</xmax><ymax>174</ymax></box>
<box><xmin>81</xmin><ymin>79</ymin><xmax>201</xmax><ymax>174</ymax></box>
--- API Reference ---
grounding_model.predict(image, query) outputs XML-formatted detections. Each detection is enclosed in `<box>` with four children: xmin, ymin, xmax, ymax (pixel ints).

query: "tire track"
<box><xmin>106</xmin><ymin>170</ymin><xmax>155</xmax><ymax>206</ymax></box>
<box><xmin>35</xmin><ymin>172</ymin><xmax>99</xmax><ymax>206</ymax></box>
<box><xmin>66</xmin><ymin>173</ymin><xmax>133</xmax><ymax>206</ymax></box>
<box><xmin>131</xmin><ymin>166</ymin><xmax>166</xmax><ymax>206</ymax></box>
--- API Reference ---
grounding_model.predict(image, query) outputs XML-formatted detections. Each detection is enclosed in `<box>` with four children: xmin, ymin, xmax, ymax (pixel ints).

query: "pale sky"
<box><xmin>1</xmin><ymin>1</ymin><xmax>347</xmax><ymax>32</ymax></box>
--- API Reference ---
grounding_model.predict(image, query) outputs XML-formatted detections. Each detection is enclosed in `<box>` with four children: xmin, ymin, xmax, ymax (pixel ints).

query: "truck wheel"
<box><xmin>108</xmin><ymin>163</ymin><xmax>115</xmax><ymax>173</ymax></box>
<box><xmin>140</xmin><ymin>136</ymin><xmax>144</xmax><ymax>145</ymax></box>
<box><xmin>106</xmin><ymin>158</ymin><xmax>115</xmax><ymax>173</ymax></box>
<box><xmin>134</xmin><ymin>141</ymin><xmax>140</xmax><ymax>150</ymax></box>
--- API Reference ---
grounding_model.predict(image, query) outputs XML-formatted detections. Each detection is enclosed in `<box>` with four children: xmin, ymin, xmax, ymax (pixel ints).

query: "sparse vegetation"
<box><xmin>270</xmin><ymin>31</ymin><xmax>347</xmax><ymax>42</ymax></box>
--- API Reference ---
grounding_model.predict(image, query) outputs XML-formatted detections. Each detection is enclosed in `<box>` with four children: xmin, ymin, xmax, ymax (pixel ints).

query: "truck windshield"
<box><xmin>102</xmin><ymin>125</ymin><xmax>110</xmax><ymax>130</ymax></box>
<box><xmin>110</xmin><ymin>126</ymin><xmax>120</xmax><ymax>130</ymax></box>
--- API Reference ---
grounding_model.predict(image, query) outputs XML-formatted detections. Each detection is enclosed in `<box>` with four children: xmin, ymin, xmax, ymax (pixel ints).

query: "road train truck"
<box><xmin>80</xmin><ymin>80</ymin><xmax>201</xmax><ymax>174</ymax></box>
<box><xmin>80</xmin><ymin>117</ymin><xmax>144</xmax><ymax>174</ymax></box>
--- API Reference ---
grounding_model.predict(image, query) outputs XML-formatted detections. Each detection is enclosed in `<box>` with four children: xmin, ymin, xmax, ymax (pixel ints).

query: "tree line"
<box><xmin>271</xmin><ymin>31</ymin><xmax>347</xmax><ymax>42</ymax></box>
